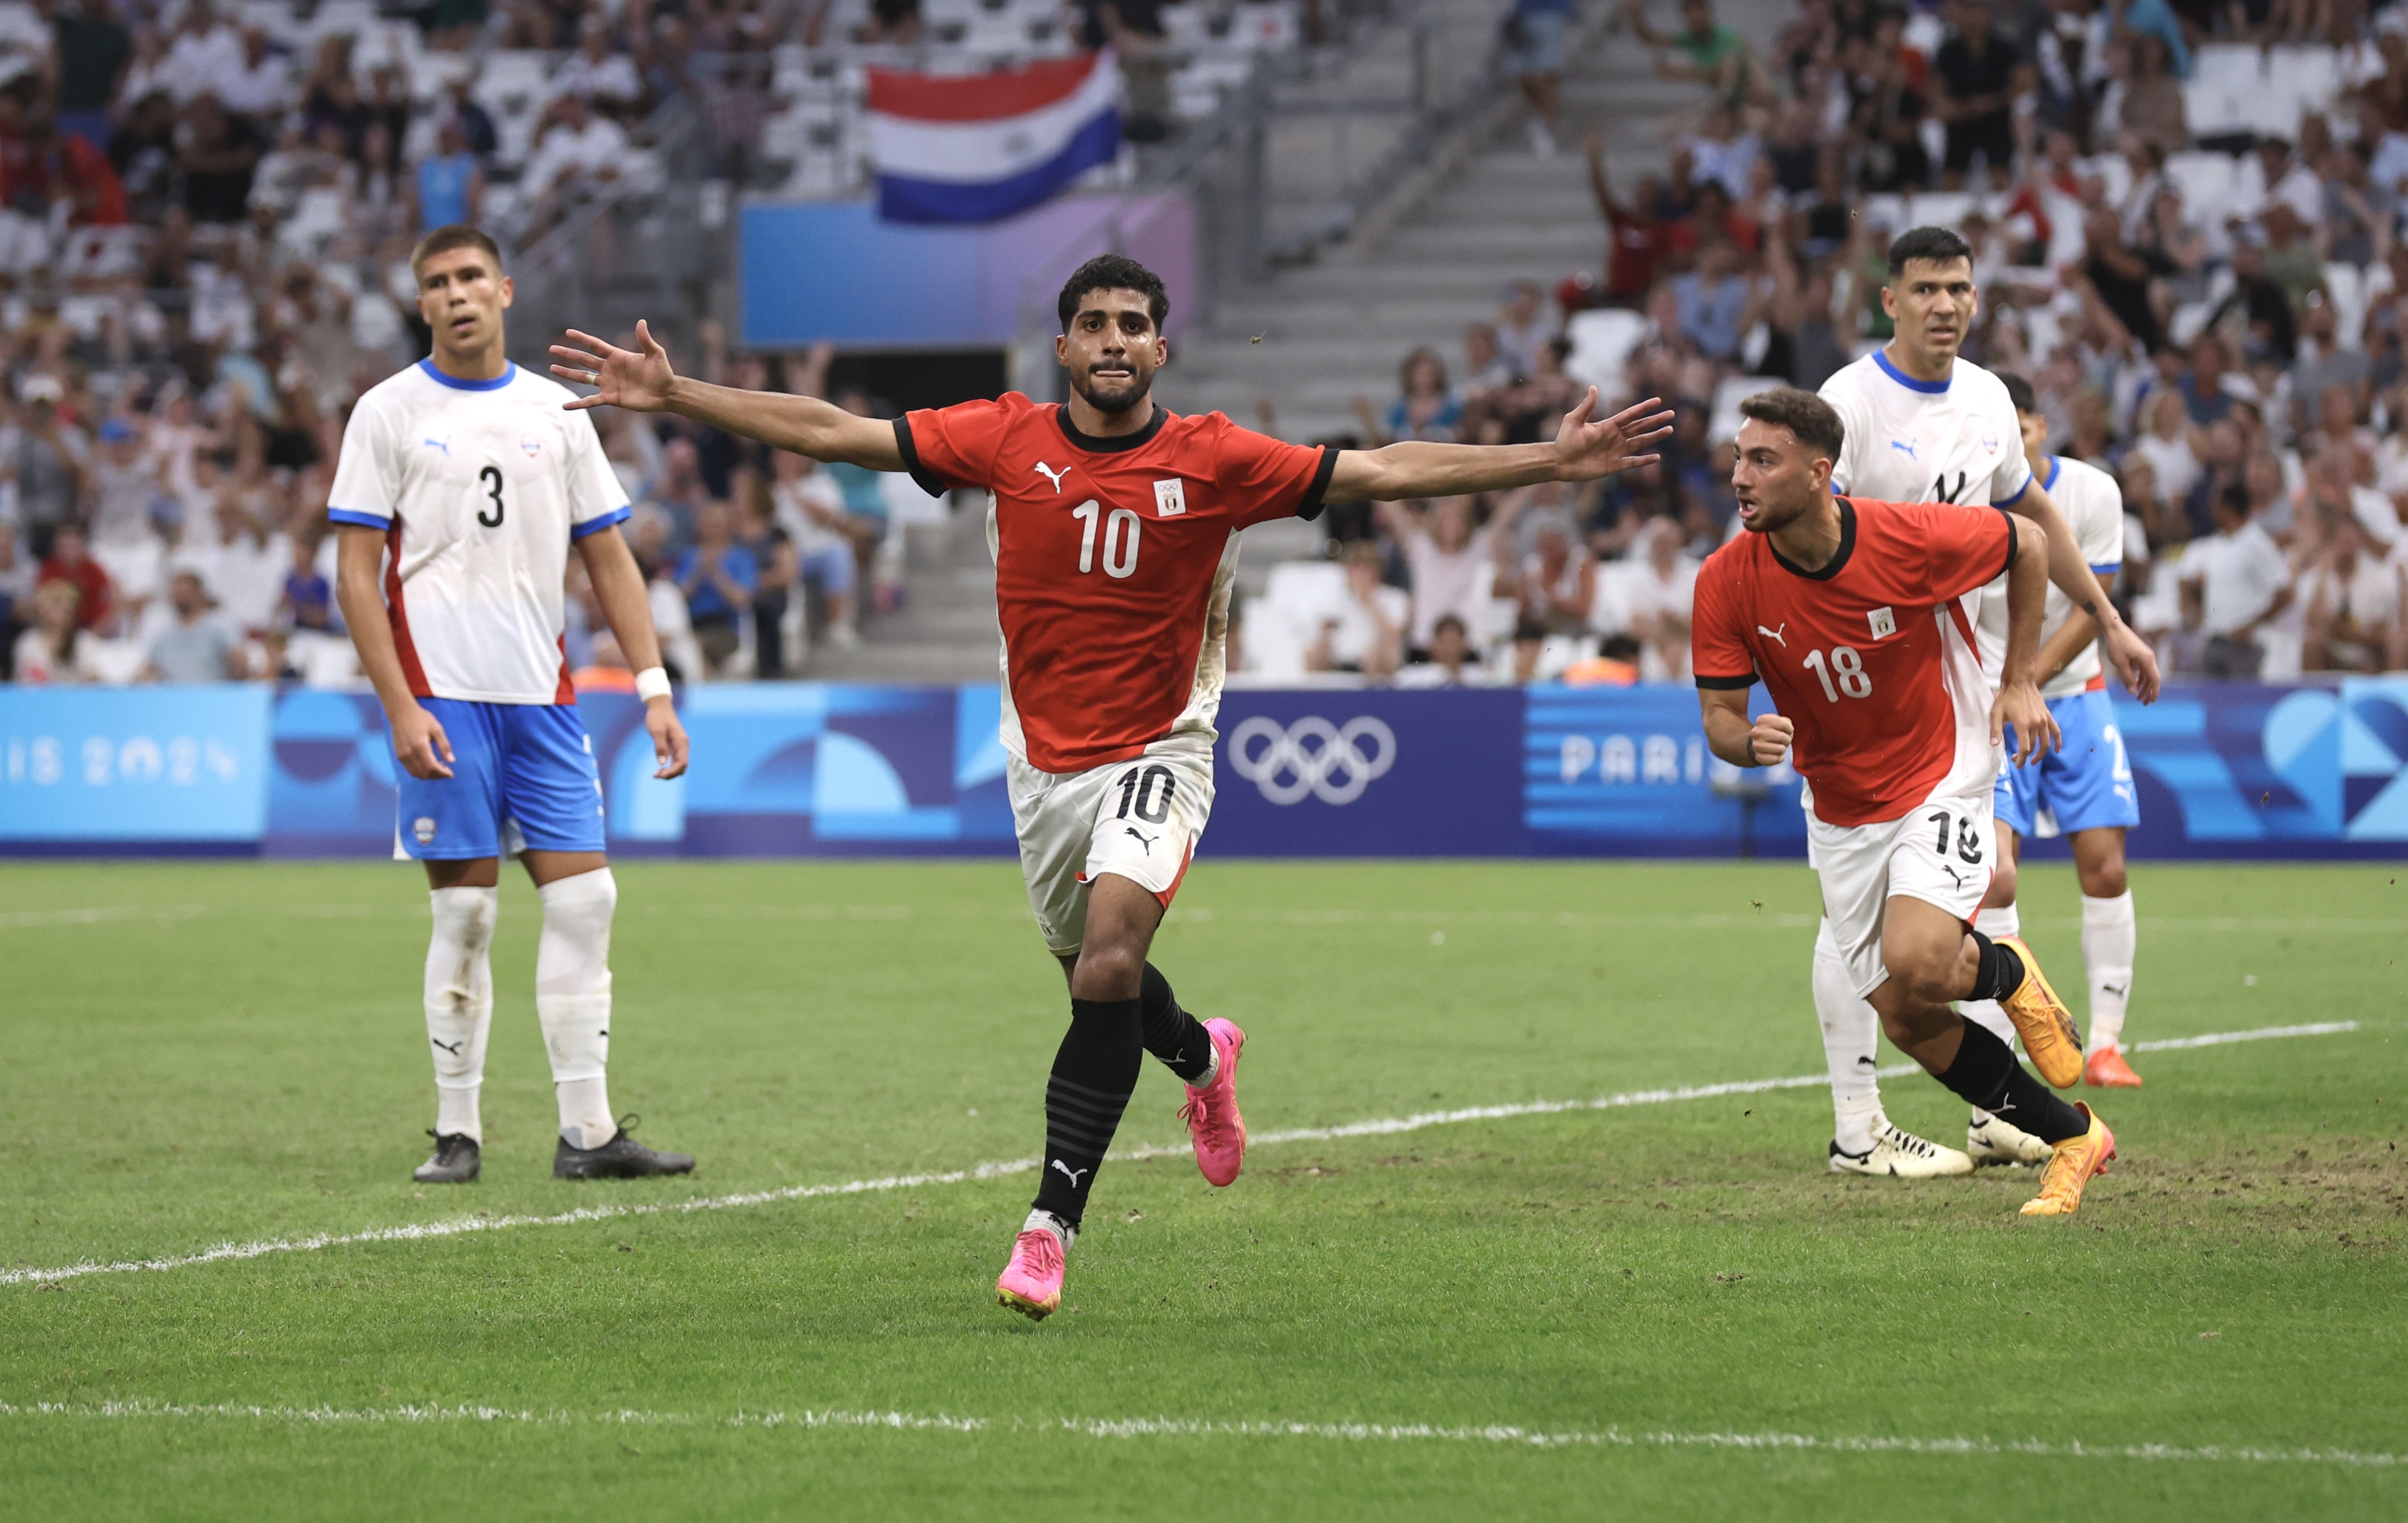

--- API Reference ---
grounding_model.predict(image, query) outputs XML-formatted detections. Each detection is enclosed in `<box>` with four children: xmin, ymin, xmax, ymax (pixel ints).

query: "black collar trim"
<box><xmin>1769</xmin><ymin>497</ymin><xmax>1856</xmax><ymax>581</ymax></box>
<box><xmin>1054</xmin><ymin>402</ymin><xmax>1168</xmax><ymax>453</ymax></box>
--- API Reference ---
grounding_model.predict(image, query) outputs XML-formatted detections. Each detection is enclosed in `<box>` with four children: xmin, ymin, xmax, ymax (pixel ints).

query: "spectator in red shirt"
<box><xmin>1588</xmin><ymin>130</ymin><xmax>1670</xmax><ymax>307</ymax></box>
<box><xmin>37</xmin><ymin>523</ymin><xmax>115</xmax><ymax>632</ymax></box>
<box><xmin>0</xmin><ymin>109</ymin><xmax>128</xmax><ymax>225</ymax></box>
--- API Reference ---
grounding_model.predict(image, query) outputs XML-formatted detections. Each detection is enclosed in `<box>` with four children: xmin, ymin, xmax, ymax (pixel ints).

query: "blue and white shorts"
<box><xmin>392</xmin><ymin>697</ymin><xmax>608</xmax><ymax>860</ymax></box>
<box><xmin>1994</xmin><ymin>687</ymin><xmax>2142</xmax><ymax>841</ymax></box>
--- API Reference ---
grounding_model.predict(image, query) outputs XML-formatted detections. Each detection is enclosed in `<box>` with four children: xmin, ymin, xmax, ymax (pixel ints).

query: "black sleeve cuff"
<box><xmin>1694</xmin><ymin>672</ymin><xmax>1759</xmax><ymax>690</ymax></box>
<box><xmin>893</xmin><ymin>416</ymin><xmax>950</xmax><ymax>499</ymax></box>
<box><xmin>1994</xmin><ymin>504</ymin><xmax>2017</xmax><ymax>583</ymax></box>
<box><xmin>1292</xmin><ymin>445</ymin><xmax>1341</xmax><ymax>522</ymax></box>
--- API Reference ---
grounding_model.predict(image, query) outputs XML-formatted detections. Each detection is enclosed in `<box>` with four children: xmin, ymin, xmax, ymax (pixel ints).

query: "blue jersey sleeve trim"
<box><xmin>416</xmin><ymin>358</ymin><xmax>518</xmax><ymax>392</ymax></box>
<box><xmin>2044</xmin><ymin>455</ymin><xmax>2063</xmax><ymax>492</ymax></box>
<box><xmin>2089</xmin><ymin>561</ymin><xmax>2121</xmax><ymax>577</ymax></box>
<box><xmin>1996</xmin><ymin>469</ymin><xmax>2034</xmax><ymax>507</ymax></box>
<box><xmin>570</xmin><ymin>504</ymin><xmax>633</xmax><ymax>541</ymax></box>
<box><xmin>327</xmin><ymin>508</ymin><xmax>392</xmax><ymax>530</ymax></box>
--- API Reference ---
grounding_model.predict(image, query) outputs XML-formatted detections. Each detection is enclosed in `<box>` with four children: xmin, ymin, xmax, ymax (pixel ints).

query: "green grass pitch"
<box><xmin>2</xmin><ymin>857</ymin><xmax>2404</xmax><ymax>1520</ymax></box>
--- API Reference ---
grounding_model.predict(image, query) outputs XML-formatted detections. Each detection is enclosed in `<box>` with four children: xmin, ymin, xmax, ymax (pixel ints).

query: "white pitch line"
<box><xmin>0</xmin><ymin>1020</ymin><xmax>2360</xmax><ymax>1290</ymax></box>
<box><xmin>0</xmin><ymin>904</ymin><xmax>206</xmax><ymax>929</ymax></box>
<box><xmin>0</xmin><ymin>1399</ymin><xmax>2394</xmax><ymax>1469</ymax></box>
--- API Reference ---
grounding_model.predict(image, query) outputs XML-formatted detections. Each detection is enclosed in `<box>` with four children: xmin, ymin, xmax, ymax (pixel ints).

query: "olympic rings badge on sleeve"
<box><xmin>1226</xmin><ymin>716</ymin><xmax>1397</xmax><ymax>806</ymax></box>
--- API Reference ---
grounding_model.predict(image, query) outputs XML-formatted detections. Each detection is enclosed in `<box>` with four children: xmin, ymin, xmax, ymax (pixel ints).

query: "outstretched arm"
<box><xmin>1327</xmin><ymin>390</ymin><xmax>1672</xmax><ymax>502</ymax></box>
<box><xmin>551</xmin><ymin>322</ymin><xmax>903</xmax><ymax>469</ymax></box>
<box><xmin>2011</xmin><ymin>475</ymin><xmax>2161</xmax><ymax>702</ymax></box>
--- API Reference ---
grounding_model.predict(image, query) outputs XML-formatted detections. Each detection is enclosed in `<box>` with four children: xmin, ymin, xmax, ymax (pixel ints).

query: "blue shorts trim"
<box><xmin>393</xmin><ymin>698</ymin><xmax>607</xmax><ymax>859</ymax></box>
<box><xmin>1995</xmin><ymin>689</ymin><xmax>2141</xmax><ymax>840</ymax></box>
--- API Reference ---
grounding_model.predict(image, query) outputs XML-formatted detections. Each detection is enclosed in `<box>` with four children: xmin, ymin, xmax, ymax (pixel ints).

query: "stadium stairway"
<box><xmin>1158</xmin><ymin>0</ymin><xmax>1792</xmax><ymax>576</ymax></box>
<box><xmin>787</xmin><ymin>502</ymin><xmax>1005</xmax><ymax>682</ymax></box>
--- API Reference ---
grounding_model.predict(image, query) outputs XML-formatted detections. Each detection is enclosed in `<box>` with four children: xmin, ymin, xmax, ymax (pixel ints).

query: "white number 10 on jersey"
<box><xmin>1072</xmin><ymin>499</ymin><xmax>1141</xmax><ymax>579</ymax></box>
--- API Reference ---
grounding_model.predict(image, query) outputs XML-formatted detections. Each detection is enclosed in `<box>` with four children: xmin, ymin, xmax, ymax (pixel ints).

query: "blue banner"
<box><xmin>6</xmin><ymin>681</ymin><xmax>2406</xmax><ymax>859</ymax></box>
<box><xmin>0</xmin><ymin>686</ymin><xmax>270</xmax><ymax>847</ymax></box>
<box><xmin>1205</xmin><ymin>688</ymin><xmax>1524</xmax><ymax>856</ymax></box>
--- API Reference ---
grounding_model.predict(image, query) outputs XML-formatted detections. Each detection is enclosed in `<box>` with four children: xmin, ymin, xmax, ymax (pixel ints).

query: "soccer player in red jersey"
<box><xmin>1690</xmin><ymin>389</ymin><xmax>2117</xmax><ymax>1218</ymax></box>
<box><xmin>551</xmin><ymin>255</ymin><xmax>1673</xmax><ymax>1315</ymax></box>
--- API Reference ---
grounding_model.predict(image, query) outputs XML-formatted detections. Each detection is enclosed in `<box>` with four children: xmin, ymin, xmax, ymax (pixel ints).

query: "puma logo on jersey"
<box><xmin>1049</xmin><ymin>1160</ymin><xmax>1090</xmax><ymax>1187</ymax></box>
<box><xmin>1033</xmin><ymin>461</ymin><xmax>1070</xmax><ymax>493</ymax></box>
<box><xmin>422</xmin><ymin>435</ymin><xmax>453</xmax><ymax>456</ymax></box>
<box><xmin>1889</xmin><ymin>439</ymin><xmax>1918</xmax><ymax>461</ymax></box>
<box><xmin>1757</xmin><ymin>623</ymin><xmax>1788</xmax><ymax>647</ymax></box>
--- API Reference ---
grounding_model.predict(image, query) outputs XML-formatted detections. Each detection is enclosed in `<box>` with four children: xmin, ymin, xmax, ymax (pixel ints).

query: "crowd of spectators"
<box><xmin>1277</xmin><ymin>0</ymin><xmax>2408</xmax><ymax>685</ymax></box>
<box><xmin>0</xmin><ymin>0</ymin><xmax>973</xmax><ymax>688</ymax></box>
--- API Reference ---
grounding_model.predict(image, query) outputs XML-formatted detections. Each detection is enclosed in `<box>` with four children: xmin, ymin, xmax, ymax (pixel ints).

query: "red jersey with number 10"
<box><xmin>897</xmin><ymin>392</ymin><xmax>1336</xmax><ymax>774</ymax></box>
<box><xmin>1690</xmin><ymin>497</ymin><xmax>2013</xmax><ymax>826</ymax></box>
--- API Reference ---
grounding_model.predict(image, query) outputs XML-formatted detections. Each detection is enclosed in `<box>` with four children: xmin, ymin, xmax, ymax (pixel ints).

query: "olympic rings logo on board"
<box><xmin>1227</xmin><ymin>716</ymin><xmax>1397</xmax><ymax>806</ymax></box>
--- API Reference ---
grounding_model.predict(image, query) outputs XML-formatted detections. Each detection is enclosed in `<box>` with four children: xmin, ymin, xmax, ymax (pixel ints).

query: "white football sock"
<box><xmin>2082</xmin><ymin>889</ymin><xmax>2137</xmax><ymax>1050</ymax></box>
<box><xmin>424</xmin><ymin>886</ymin><xmax>498</xmax><ymax>1143</ymax></box>
<box><xmin>1023</xmin><ymin>1208</ymin><xmax>1076</xmax><ymax>1250</ymax></box>
<box><xmin>1963</xmin><ymin>905</ymin><xmax>2021</xmax><ymax>1123</ymax></box>
<box><xmin>1815</xmin><ymin>918</ymin><xmax>1882</xmax><ymax>1155</ymax></box>
<box><xmin>536</xmin><ymin>868</ymin><xmax>618</xmax><ymax>1150</ymax></box>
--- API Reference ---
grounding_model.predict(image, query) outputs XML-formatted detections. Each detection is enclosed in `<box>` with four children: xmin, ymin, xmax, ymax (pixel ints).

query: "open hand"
<box><xmin>1991</xmin><ymin>679</ymin><xmax>2063</xmax><ymax>768</ymax></box>
<box><xmin>551</xmin><ymin>319</ymin><xmax>678</xmax><ymax>413</ymax></box>
<box><xmin>1552</xmin><ymin>389</ymin><xmax>1676</xmax><ymax>483</ymax></box>
<box><xmin>645</xmin><ymin>696</ymin><xmax>689</xmax><ymax>780</ymax></box>
<box><xmin>2102</xmin><ymin>620</ymin><xmax>2162</xmax><ymax>704</ymax></box>
<box><xmin>388</xmin><ymin>701</ymin><xmax>454</xmax><ymax>780</ymax></box>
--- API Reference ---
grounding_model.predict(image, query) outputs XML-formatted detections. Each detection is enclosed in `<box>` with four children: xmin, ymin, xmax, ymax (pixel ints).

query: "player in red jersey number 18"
<box><xmin>1693</xmin><ymin>389</ymin><xmax>2117</xmax><ymax>1217</ymax></box>
<box><xmin>549</xmin><ymin>255</ymin><xmax>1676</xmax><ymax>1313</ymax></box>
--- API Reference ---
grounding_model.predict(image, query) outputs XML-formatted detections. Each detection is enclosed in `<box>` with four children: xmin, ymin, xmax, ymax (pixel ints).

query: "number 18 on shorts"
<box><xmin>1810</xmin><ymin>787</ymin><xmax>1996</xmax><ymax>1000</ymax></box>
<box><xmin>1008</xmin><ymin>747</ymin><xmax>1216</xmax><ymax>956</ymax></box>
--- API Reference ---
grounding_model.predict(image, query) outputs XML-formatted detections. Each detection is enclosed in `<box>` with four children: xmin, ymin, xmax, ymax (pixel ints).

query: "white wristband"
<box><xmin>633</xmin><ymin>666</ymin><xmax>673</xmax><ymax>702</ymax></box>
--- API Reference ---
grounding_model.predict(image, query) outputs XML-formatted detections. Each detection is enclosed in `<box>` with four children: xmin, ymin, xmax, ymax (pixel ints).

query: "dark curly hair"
<box><xmin>1056</xmin><ymin>254</ymin><xmax>1170</xmax><ymax>332</ymax></box>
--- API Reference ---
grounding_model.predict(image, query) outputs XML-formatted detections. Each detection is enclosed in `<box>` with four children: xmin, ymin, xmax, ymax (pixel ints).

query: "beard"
<box><xmin>1071</xmin><ymin>363</ymin><xmax>1151</xmax><ymax>415</ymax></box>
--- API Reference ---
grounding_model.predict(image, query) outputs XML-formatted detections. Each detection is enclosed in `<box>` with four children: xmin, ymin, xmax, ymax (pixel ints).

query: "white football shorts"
<box><xmin>1810</xmin><ymin>784</ymin><xmax>1996</xmax><ymax>999</ymax></box>
<box><xmin>1008</xmin><ymin>742</ymin><xmax>1214</xmax><ymax>956</ymax></box>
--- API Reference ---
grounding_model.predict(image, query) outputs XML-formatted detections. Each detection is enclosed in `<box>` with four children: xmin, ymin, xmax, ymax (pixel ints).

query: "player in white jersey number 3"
<box><xmin>1808</xmin><ymin>226</ymin><xmax>2160</xmax><ymax>1179</ymax></box>
<box><xmin>331</xmin><ymin>226</ymin><xmax>696</xmax><ymax>1185</ymax></box>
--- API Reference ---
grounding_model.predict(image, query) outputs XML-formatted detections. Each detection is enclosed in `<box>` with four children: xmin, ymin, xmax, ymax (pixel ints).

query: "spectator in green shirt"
<box><xmin>1626</xmin><ymin>0</ymin><xmax>1754</xmax><ymax>108</ymax></box>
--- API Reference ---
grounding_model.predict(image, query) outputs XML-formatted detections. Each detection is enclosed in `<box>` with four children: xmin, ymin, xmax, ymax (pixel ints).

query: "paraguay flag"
<box><xmin>866</xmin><ymin>51</ymin><xmax>1122</xmax><ymax>225</ymax></box>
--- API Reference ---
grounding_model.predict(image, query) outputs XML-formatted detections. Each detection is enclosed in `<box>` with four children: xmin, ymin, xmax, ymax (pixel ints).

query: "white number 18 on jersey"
<box><xmin>1801</xmin><ymin>645</ymin><xmax>1873</xmax><ymax>702</ymax></box>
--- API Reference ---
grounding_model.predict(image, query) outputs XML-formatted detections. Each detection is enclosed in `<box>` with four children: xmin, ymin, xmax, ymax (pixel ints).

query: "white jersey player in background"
<box><xmin>332</xmin><ymin>225</ymin><xmax>696</xmax><ymax>1185</ymax></box>
<box><xmin>1808</xmin><ymin>226</ymin><xmax>2161</xmax><ymax>1178</ymax></box>
<box><xmin>1981</xmin><ymin>372</ymin><xmax>2145</xmax><ymax>1090</ymax></box>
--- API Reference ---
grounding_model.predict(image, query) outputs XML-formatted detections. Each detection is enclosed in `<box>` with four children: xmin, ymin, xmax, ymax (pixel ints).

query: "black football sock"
<box><xmin>1964</xmin><ymin>929</ymin><xmax>2028</xmax><ymax>1002</ymax></box>
<box><xmin>1936</xmin><ymin>1017</ymin><xmax>2089</xmax><ymax>1143</ymax></box>
<box><xmin>1031</xmin><ymin>997</ymin><xmax>1142</xmax><ymax>1229</ymax></box>
<box><xmin>1138</xmin><ymin>962</ymin><xmax>1215</xmax><ymax>1085</ymax></box>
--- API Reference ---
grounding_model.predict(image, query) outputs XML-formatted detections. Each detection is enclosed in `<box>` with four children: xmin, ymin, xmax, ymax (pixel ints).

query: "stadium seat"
<box><xmin>1708</xmin><ymin>376</ymin><xmax>1784</xmax><ymax>443</ymax></box>
<box><xmin>2324</xmin><ymin>261</ymin><xmax>2369</xmax><ymax>351</ymax></box>
<box><xmin>1564</xmin><ymin>308</ymin><xmax>1648</xmax><ymax>398</ymax></box>
<box><xmin>2164</xmin><ymin>151</ymin><xmax>2239</xmax><ymax>225</ymax></box>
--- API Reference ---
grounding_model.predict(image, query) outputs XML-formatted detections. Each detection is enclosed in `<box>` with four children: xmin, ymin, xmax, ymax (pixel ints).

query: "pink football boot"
<box><xmin>1178</xmin><ymin>1018</ymin><xmax>1247</xmax><ymax>1188</ymax></box>
<box><xmin>995</xmin><ymin>1224</ymin><xmax>1066</xmax><ymax>1320</ymax></box>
